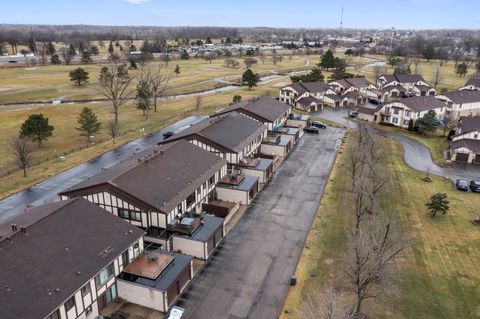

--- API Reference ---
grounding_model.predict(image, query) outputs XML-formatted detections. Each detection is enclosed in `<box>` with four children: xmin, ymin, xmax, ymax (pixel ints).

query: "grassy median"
<box><xmin>281</xmin><ymin>135</ymin><xmax>480</xmax><ymax>319</ymax></box>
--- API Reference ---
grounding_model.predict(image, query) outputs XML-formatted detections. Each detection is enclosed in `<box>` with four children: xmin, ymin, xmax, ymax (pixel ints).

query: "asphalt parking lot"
<box><xmin>177</xmin><ymin>127</ymin><xmax>345</xmax><ymax>319</ymax></box>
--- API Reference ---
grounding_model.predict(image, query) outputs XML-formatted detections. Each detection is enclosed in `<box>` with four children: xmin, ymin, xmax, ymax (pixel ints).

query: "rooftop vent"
<box><xmin>76</xmin><ymin>271</ymin><xmax>81</xmax><ymax>276</ymax></box>
<box><xmin>11</xmin><ymin>224</ymin><xmax>17</xmax><ymax>232</ymax></box>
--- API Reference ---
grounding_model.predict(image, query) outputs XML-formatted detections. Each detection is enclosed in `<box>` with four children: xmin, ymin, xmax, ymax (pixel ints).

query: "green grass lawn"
<box><xmin>0</xmin><ymin>55</ymin><xmax>314</xmax><ymax>103</ymax></box>
<box><xmin>281</xmin><ymin>135</ymin><xmax>480</xmax><ymax>319</ymax></box>
<box><xmin>0</xmin><ymin>74</ymin><xmax>289</xmax><ymax>198</ymax></box>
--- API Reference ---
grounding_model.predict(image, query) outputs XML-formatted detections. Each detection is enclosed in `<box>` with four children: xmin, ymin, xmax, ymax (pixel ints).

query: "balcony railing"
<box><xmin>264</xmin><ymin>132</ymin><xmax>281</xmax><ymax>144</ymax></box>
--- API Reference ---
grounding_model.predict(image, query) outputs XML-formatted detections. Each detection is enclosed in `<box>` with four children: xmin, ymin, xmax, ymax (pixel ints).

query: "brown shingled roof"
<box><xmin>459</xmin><ymin>117</ymin><xmax>480</xmax><ymax>133</ymax></box>
<box><xmin>160</xmin><ymin>111</ymin><xmax>267</xmax><ymax>154</ymax></box>
<box><xmin>443</xmin><ymin>90</ymin><xmax>480</xmax><ymax>104</ymax></box>
<box><xmin>59</xmin><ymin>140</ymin><xmax>227</xmax><ymax>214</ymax></box>
<box><xmin>0</xmin><ymin>198</ymin><xmax>144</xmax><ymax>319</ymax></box>
<box><xmin>451</xmin><ymin>139</ymin><xmax>480</xmax><ymax>153</ymax></box>
<box><xmin>215</xmin><ymin>95</ymin><xmax>291</xmax><ymax>123</ymax></box>
<box><xmin>398</xmin><ymin>96</ymin><xmax>445</xmax><ymax>112</ymax></box>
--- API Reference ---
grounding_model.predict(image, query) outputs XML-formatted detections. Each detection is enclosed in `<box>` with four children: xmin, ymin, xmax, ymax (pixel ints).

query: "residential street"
<box><xmin>177</xmin><ymin>127</ymin><xmax>345</xmax><ymax>319</ymax></box>
<box><xmin>0</xmin><ymin>115</ymin><xmax>208</xmax><ymax>222</ymax></box>
<box><xmin>315</xmin><ymin>108</ymin><xmax>480</xmax><ymax>181</ymax></box>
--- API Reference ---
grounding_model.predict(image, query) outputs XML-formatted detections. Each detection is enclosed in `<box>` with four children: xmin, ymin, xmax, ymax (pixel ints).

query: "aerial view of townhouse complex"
<box><xmin>1</xmin><ymin>1</ymin><xmax>480</xmax><ymax>319</ymax></box>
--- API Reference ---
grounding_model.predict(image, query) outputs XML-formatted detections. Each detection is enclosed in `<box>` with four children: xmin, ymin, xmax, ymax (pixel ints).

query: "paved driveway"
<box><xmin>314</xmin><ymin>107</ymin><xmax>480</xmax><ymax>181</ymax></box>
<box><xmin>177</xmin><ymin>127</ymin><xmax>345</xmax><ymax>319</ymax></box>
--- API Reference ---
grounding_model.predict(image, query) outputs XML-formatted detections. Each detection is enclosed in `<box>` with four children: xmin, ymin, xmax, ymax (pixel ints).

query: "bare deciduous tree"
<box><xmin>301</xmin><ymin>287</ymin><xmax>354</xmax><ymax>319</ymax></box>
<box><xmin>412</xmin><ymin>57</ymin><xmax>421</xmax><ymax>74</ymax></box>
<box><xmin>433</xmin><ymin>65</ymin><xmax>442</xmax><ymax>88</ymax></box>
<box><xmin>98</xmin><ymin>63</ymin><xmax>135</xmax><ymax>126</ymax></box>
<box><xmin>9</xmin><ymin>136</ymin><xmax>33</xmax><ymax>177</ymax></box>
<box><xmin>36</xmin><ymin>42</ymin><xmax>48</xmax><ymax>65</ymax></box>
<box><xmin>195</xmin><ymin>96</ymin><xmax>202</xmax><ymax>113</ymax></box>
<box><xmin>107</xmin><ymin>119</ymin><xmax>118</xmax><ymax>146</ymax></box>
<box><xmin>150</xmin><ymin>64</ymin><xmax>170</xmax><ymax>113</ymax></box>
<box><xmin>343</xmin><ymin>216</ymin><xmax>403</xmax><ymax>317</ymax></box>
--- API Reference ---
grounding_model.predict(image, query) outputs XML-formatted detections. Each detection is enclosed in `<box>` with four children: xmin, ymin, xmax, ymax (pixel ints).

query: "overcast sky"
<box><xmin>0</xmin><ymin>0</ymin><xmax>478</xmax><ymax>29</ymax></box>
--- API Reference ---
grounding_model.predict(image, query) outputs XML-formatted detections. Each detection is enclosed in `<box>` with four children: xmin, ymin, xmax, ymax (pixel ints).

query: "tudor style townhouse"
<box><xmin>215</xmin><ymin>95</ymin><xmax>292</xmax><ymax>131</ymax></box>
<box><xmin>436</xmin><ymin>90</ymin><xmax>480</xmax><ymax>120</ymax></box>
<box><xmin>328</xmin><ymin>77</ymin><xmax>380</xmax><ymax>100</ymax></box>
<box><xmin>0</xmin><ymin>198</ymin><xmax>145</xmax><ymax>319</ymax></box>
<box><xmin>59</xmin><ymin>140</ymin><xmax>227</xmax><ymax>260</ymax></box>
<box><xmin>159</xmin><ymin>112</ymin><xmax>270</xmax><ymax>206</ymax></box>
<box><xmin>459</xmin><ymin>78</ymin><xmax>480</xmax><ymax>91</ymax></box>
<box><xmin>366</xmin><ymin>96</ymin><xmax>446</xmax><ymax>128</ymax></box>
<box><xmin>279</xmin><ymin>82</ymin><xmax>336</xmax><ymax>111</ymax></box>
<box><xmin>160</xmin><ymin>112</ymin><xmax>267</xmax><ymax>167</ymax></box>
<box><xmin>376</xmin><ymin>74</ymin><xmax>436</xmax><ymax>100</ymax></box>
<box><xmin>450</xmin><ymin>116</ymin><xmax>480</xmax><ymax>163</ymax></box>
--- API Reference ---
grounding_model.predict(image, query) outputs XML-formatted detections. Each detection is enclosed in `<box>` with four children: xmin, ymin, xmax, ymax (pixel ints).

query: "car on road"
<box><xmin>168</xmin><ymin>306</ymin><xmax>185</xmax><ymax>319</ymax></box>
<box><xmin>348</xmin><ymin>111</ymin><xmax>359</xmax><ymax>118</ymax></box>
<box><xmin>455</xmin><ymin>179</ymin><xmax>469</xmax><ymax>191</ymax></box>
<box><xmin>470</xmin><ymin>180</ymin><xmax>480</xmax><ymax>192</ymax></box>
<box><xmin>311</xmin><ymin>121</ymin><xmax>327</xmax><ymax>129</ymax></box>
<box><xmin>303</xmin><ymin>126</ymin><xmax>320</xmax><ymax>134</ymax></box>
<box><xmin>163</xmin><ymin>131</ymin><xmax>175</xmax><ymax>139</ymax></box>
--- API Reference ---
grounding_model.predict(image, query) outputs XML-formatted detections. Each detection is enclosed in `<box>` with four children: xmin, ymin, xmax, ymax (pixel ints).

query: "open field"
<box><xmin>0</xmin><ymin>55</ymin><xmax>315</xmax><ymax>104</ymax></box>
<box><xmin>281</xmin><ymin>136</ymin><xmax>480</xmax><ymax>319</ymax></box>
<box><xmin>375</xmin><ymin>125</ymin><xmax>449</xmax><ymax>165</ymax></box>
<box><xmin>0</xmin><ymin>74</ymin><xmax>290</xmax><ymax>198</ymax></box>
<box><xmin>0</xmin><ymin>52</ymin><xmax>470</xmax><ymax>198</ymax></box>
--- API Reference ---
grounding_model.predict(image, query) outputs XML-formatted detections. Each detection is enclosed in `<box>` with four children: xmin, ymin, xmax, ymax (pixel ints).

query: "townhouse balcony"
<box><xmin>219</xmin><ymin>169</ymin><xmax>246</xmax><ymax>186</ymax></box>
<box><xmin>167</xmin><ymin>214</ymin><xmax>203</xmax><ymax>235</ymax></box>
<box><xmin>263</xmin><ymin>132</ymin><xmax>281</xmax><ymax>144</ymax></box>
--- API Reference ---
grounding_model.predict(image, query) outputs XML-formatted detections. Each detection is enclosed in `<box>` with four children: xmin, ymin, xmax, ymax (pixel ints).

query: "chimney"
<box><xmin>153</xmin><ymin>149</ymin><xmax>158</xmax><ymax>154</ymax></box>
<box><xmin>11</xmin><ymin>224</ymin><xmax>17</xmax><ymax>232</ymax></box>
<box><xmin>20</xmin><ymin>226</ymin><xmax>27</xmax><ymax>234</ymax></box>
<box><xmin>137</xmin><ymin>158</ymin><xmax>143</xmax><ymax>163</ymax></box>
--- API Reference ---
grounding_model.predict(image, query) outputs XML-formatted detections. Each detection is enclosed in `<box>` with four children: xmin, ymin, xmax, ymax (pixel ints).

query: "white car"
<box><xmin>168</xmin><ymin>306</ymin><xmax>185</xmax><ymax>319</ymax></box>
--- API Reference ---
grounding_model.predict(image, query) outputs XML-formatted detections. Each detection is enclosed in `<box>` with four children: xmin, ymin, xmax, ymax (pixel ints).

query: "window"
<box><xmin>95</xmin><ymin>264</ymin><xmax>114</xmax><ymax>288</ymax></box>
<box><xmin>186</xmin><ymin>192</ymin><xmax>196</xmax><ymax>207</ymax></box>
<box><xmin>118</xmin><ymin>209</ymin><xmax>142</xmax><ymax>222</ymax></box>
<box><xmin>209</xmin><ymin>175</ymin><xmax>215</xmax><ymax>186</ymax></box>
<box><xmin>65</xmin><ymin>296</ymin><xmax>76</xmax><ymax>311</ymax></box>
<box><xmin>177</xmin><ymin>203</ymin><xmax>183</xmax><ymax>214</ymax></box>
<box><xmin>393</xmin><ymin>108</ymin><xmax>399</xmax><ymax>115</ymax></box>
<box><xmin>405</xmin><ymin>111</ymin><xmax>410</xmax><ymax>117</ymax></box>
<box><xmin>403</xmin><ymin>120</ymin><xmax>409</xmax><ymax>126</ymax></box>
<box><xmin>197</xmin><ymin>187</ymin><xmax>202</xmax><ymax>199</ymax></box>
<box><xmin>81</xmin><ymin>283</ymin><xmax>91</xmax><ymax>297</ymax></box>
<box><xmin>122</xmin><ymin>250</ymin><xmax>130</xmax><ymax>267</ymax></box>
<box><xmin>392</xmin><ymin>117</ymin><xmax>398</xmax><ymax>124</ymax></box>
<box><xmin>85</xmin><ymin>306</ymin><xmax>92</xmax><ymax>315</ymax></box>
<box><xmin>47</xmin><ymin>310</ymin><xmax>60</xmax><ymax>319</ymax></box>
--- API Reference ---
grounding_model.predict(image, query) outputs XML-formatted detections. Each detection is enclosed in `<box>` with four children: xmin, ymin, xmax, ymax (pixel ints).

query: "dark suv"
<box><xmin>311</xmin><ymin>121</ymin><xmax>327</xmax><ymax>129</ymax></box>
<box><xmin>470</xmin><ymin>180</ymin><xmax>480</xmax><ymax>193</ymax></box>
<box><xmin>303</xmin><ymin>126</ymin><xmax>320</xmax><ymax>134</ymax></box>
<box><xmin>455</xmin><ymin>179</ymin><xmax>469</xmax><ymax>191</ymax></box>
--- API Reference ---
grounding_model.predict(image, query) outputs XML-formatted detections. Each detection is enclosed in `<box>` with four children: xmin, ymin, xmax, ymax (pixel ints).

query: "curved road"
<box><xmin>0</xmin><ymin>115</ymin><xmax>208</xmax><ymax>222</ymax></box>
<box><xmin>314</xmin><ymin>108</ymin><xmax>480</xmax><ymax>181</ymax></box>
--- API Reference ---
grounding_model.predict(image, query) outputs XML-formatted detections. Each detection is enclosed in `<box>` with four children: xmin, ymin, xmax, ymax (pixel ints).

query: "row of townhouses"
<box><xmin>0</xmin><ymin>95</ymin><xmax>310</xmax><ymax>319</ymax></box>
<box><xmin>279</xmin><ymin>73</ymin><xmax>437</xmax><ymax>112</ymax></box>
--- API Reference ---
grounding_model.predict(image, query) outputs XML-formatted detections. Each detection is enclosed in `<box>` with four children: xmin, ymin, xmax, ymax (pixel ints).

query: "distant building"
<box><xmin>436</xmin><ymin>90</ymin><xmax>480</xmax><ymax>120</ymax></box>
<box><xmin>459</xmin><ymin>78</ymin><xmax>480</xmax><ymax>91</ymax></box>
<box><xmin>376</xmin><ymin>74</ymin><xmax>435</xmax><ymax>98</ymax></box>
<box><xmin>359</xmin><ymin>96</ymin><xmax>446</xmax><ymax>128</ymax></box>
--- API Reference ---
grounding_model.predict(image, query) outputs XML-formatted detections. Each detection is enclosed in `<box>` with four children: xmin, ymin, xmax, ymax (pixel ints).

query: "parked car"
<box><xmin>163</xmin><ymin>131</ymin><xmax>174</xmax><ymax>139</ymax></box>
<box><xmin>470</xmin><ymin>180</ymin><xmax>480</xmax><ymax>192</ymax></box>
<box><xmin>348</xmin><ymin>111</ymin><xmax>359</xmax><ymax>118</ymax></box>
<box><xmin>455</xmin><ymin>179</ymin><xmax>469</xmax><ymax>191</ymax></box>
<box><xmin>311</xmin><ymin>121</ymin><xmax>327</xmax><ymax>129</ymax></box>
<box><xmin>303</xmin><ymin>126</ymin><xmax>320</xmax><ymax>134</ymax></box>
<box><xmin>168</xmin><ymin>306</ymin><xmax>185</xmax><ymax>319</ymax></box>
